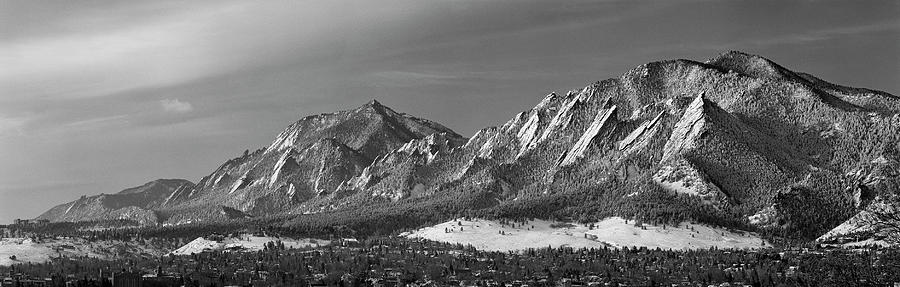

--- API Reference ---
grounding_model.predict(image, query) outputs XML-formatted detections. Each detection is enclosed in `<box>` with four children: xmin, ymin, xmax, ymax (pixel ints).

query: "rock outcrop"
<box><xmin>39</xmin><ymin>51</ymin><xmax>900</xmax><ymax>242</ymax></box>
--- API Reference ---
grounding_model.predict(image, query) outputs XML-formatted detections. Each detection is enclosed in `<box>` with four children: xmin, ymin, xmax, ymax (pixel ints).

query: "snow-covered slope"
<box><xmin>0</xmin><ymin>237</ymin><xmax>172</xmax><ymax>266</ymax></box>
<box><xmin>170</xmin><ymin>235</ymin><xmax>329</xmax><ymax>255</ymax></box>
<box><xmin>0</xmin><ymin>238</ymin><xmax>53</xmax><ymax>266</ymax></box>
<box><xmin>403</xmin><ymin>217</ymin><xmax>768</xmax><ymax>251</ymax></box>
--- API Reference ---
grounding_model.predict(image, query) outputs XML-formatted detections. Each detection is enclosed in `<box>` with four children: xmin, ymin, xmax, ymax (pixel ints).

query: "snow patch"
<box><xmin>403</xmin><ymin>217</ymin><xmax>767</xmax><ymax>252</ymax></box>
<box><xmin>1</xmin><ymin>237</ymin><xmax>170</xmax><ymax>266</ymax></box>
<box><xmin>171</xmin><ymin>235</ymin><xmax>329</xmax><ymax>255</ymax></box>
<box><xmin>0</xmin><ymin>238</ymin><xmax>49</xmax><ymax>266</ymax></box>
<box><xmin>286</xmin><ymin>183</ymin><xmax>296</xmax><ymax>199</ymax></box>
<box><xmin>748</xmin><ymin>207</ymin><xmax>777</xmax><ymax>226</ymax></box>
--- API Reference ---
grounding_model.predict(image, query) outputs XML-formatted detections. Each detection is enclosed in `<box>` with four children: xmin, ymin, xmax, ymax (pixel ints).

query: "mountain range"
<box><xmin>37</xmin><ymin>51</ymin><xmax>900</xmax><ymax>244</ymax></box>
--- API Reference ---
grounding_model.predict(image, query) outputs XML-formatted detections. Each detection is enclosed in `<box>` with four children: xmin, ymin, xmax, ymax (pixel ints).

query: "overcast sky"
<box><xmin>1</xmin><ymin>0</ymin><xmax>898</xmax><ymax>223</ymax></box>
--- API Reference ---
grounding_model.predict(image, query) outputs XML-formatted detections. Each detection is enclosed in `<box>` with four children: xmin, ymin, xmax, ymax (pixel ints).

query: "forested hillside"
<box><xmin>35</xmin><ymin>51</ymin><xmax>900</xmax><ymax>244</ymax></box>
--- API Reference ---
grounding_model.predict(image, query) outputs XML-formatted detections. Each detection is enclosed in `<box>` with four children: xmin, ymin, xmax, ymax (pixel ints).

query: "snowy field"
<box><xmin>402</xmin><ymin>217</ymin><xmax>768</xmax><ymax>251</ymax></box>
<box><xmin>2</xmin><ymin>235</ymin><xmax>331</xmax><ymax>265</ymax></box>
<box><xmin>171</xmin><ymin>235</ymin><xmax>329</xmax><ymax>255</ymax></box>
<box><xmin>1</xmin><ymin>237</ymin><xmax>169</xmax><ymax>266</ymax></box>
<box><xmin>0</xmin><ymin>238</ymin><xmax>52</xmax><ymax>266</ymax></box>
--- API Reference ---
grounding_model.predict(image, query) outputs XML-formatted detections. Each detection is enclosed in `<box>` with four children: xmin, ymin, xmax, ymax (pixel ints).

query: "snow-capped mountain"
<box><xmin>157</xmin><ymin>100</ymin><xmax>466</xmax><ymax>222</ymax></box>
<box><xmin>37</xmin><ymin>51</ymin><xmax>900</xmax><ymax>244</ymax></box>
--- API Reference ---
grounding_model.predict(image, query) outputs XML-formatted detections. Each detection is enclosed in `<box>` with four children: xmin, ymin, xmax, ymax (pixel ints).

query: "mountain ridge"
<box><xmin>156</xmin><ymin>100</ymin><xmax>467</xmax><ymax>223</ymax></box>
<box><xmin>35</xmin><ymin>51</ymin><xmax>900</xmax><ymax>244</ymax></box>
<box><xmin>36</xmin><ymin>179</ymin><xmax>193</xmax><ymax>224</ymax></box>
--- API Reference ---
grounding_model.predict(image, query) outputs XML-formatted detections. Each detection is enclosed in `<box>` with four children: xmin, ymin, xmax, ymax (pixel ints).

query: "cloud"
<box><xmin>0</xmin><ymin>1</ymin><xmax>252</xmax><ymax>100</ymax></box>
<box><xmin>63</xmin><ymin>114</ymin><xmax>130</xmax><ymax>129</ymax></box>
<box><xmin>160</xmin><ymin>99</ymin><xmax>194</xmax><ymax>113</ymax></box>
<box><xmin>0</xmin><ymin>116</ymin><xmax>26</xmax><ymax>136</ymax></box>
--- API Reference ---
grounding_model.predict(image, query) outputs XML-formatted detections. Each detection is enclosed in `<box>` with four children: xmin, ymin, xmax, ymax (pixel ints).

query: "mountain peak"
<box><xmin>359</xmin><ymin>99</ymin><xmax>386</xmax><ymax>111</ymax></box>
<box><xmin>719</xmin><ymin>50</ymin><xmax>756</xmax><ymax>58</ymax></box>
<box><xmin>354</xmin><ymin>99</ymin><xmax>396</xmax><ymax>117</ymax></box>
<box><xmin>705</xmin><ymin>50</ymin><xmax>793</xmax><ymax>80</ymax></box>
<box><xmin>366</xmin><ymin>99</ymin><xmax>383</xmax><ymax>107</ymax></box>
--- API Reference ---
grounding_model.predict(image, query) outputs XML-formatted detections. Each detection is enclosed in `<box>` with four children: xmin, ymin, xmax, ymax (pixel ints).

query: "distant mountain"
<box><xmin>38</xmin><ymin>51</ymin><xmax>900</xmax><ymax>243</ymax></box>
<box><xmin>36</xmin><ymin>179</ymin><xmax>193</xmax><ymax>225</ymax></box>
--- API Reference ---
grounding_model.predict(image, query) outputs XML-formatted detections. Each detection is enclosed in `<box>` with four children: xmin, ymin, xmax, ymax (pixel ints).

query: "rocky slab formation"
<box><xmin>334</xmin><ymin>51</ymin><xmax>899</xmax><ymax>231</ymax></box>
<box><xmin>338</xmin><ymin>132</ymin><xmax>468</xmax><ymax>201</ymax></box>
<box><xmin>156</xmin><ymin>100</ymin><xmax>466</xmax><ymax>223</ymax></box>
<box><xmin>39</xmin><ymin>52</ymin><xmax>900</xmax><ymax>239</ymax></box>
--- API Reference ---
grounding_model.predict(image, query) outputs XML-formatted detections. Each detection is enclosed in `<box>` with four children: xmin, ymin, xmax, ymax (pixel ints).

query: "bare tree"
<box><xmin>868</xmin><ymin>198</ymin><xmax>900</xmax><ymax>245</ymax></box>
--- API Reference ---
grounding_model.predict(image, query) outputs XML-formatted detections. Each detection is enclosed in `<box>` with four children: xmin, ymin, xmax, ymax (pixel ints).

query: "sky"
<box><xmin>1</xmin><ymin>0</ymin><xmax>898</xmax><ymax>223</ymax></box>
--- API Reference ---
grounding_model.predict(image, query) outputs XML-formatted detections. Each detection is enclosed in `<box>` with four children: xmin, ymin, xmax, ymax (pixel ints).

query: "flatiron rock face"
<box><xmin>156</xmin><ymin>100</ymin><xmax>466</xmax><ymax>222</ymax></box>
<box><xmin>39</xmin><ymin>52</ymin><xmax>900</xmax><ymax>244</ymax></box>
